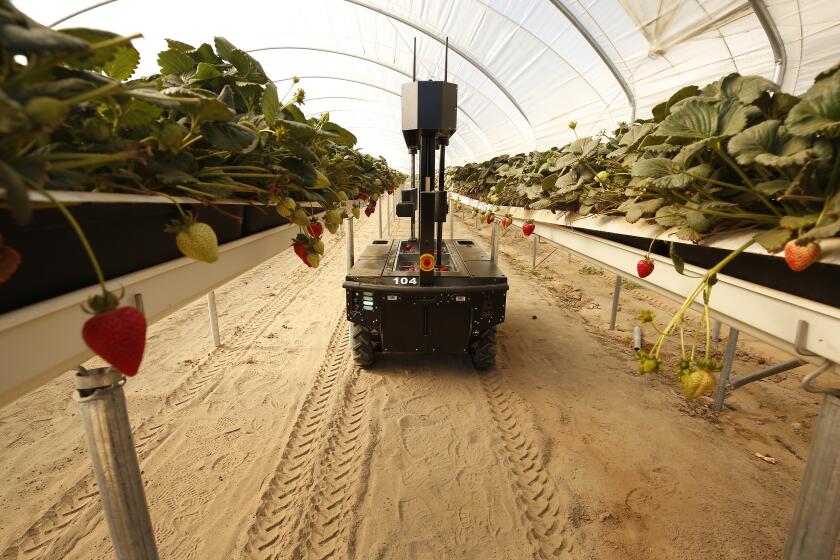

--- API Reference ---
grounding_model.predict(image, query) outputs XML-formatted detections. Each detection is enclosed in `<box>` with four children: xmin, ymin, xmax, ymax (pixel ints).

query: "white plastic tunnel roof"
<box><xmin>19</xmin><ymin>0</ymin><xmax>840</xmax><ymax>172</ymax></box>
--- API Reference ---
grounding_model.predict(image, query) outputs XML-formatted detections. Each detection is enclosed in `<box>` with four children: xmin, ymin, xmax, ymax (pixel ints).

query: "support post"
<box><xmin>74</xmin><ymin>367</ymin><xmax>158</xmax><ymax>560</ymax></box>
<box><xmin>207</xmin><ymin>291</ymin><xmax>220</xmax><ymax>348</ymax></box>
<box><xmin>490</xmin><ymin>220</ymin><xmax>499</xmax><ymax>263</ymax></box>
<box><xmin>714</xmin><ymin>327</ymin><xmax>740</xmax><ymax>411</ymax></box>
<box><xmin>728</xmin><ymin>358</ymin><xmax>803</xmax><ymax>391</ymax></box>
<box><xmin>449</xmin><ymin>197</ymin><xmax>454</xmax><ymax>239</ymax></box>
<box><xmin>387</xmin><ymin>193</ymin><xmax>391</xmax><ymax>235</ymax></box>
<box><xmin>531</xmin><ymin>234</ymin><xmax>538</xmax><ymax>270</ymax></box>
<box><xmin>378</xmin><ymin>198</ymin><xmax>383</xmax><ymax>239</ymax></box>
<box><xmin>133</xmin><ymin>293</ymin><xmax>145</xmax><ymax>315</ymax></box>
<box><xmin>345</xmin><ymin>216</ymin><xmax>354</xmax><ymax>272</ymax></box>
<box><xmin>609</xmin><ymin>275</ymin><xmax>621</xmax><ymax>330</ymax></box>
<box><xmin>783</xmin><ymin>393</ymin><xmax>840</xmax><ymax>559</ymax></box>
<box><xmin>712</xmin><ymin>319</ymin><xmax>722</xmax><ymax>341</ymax></box>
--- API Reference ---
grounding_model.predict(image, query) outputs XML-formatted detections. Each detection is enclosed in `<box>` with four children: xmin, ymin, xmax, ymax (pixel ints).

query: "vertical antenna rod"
<box><xmin>444</xmin><ymin>37</ymin><xmax>448</xmax><ymax>82</ymax></box>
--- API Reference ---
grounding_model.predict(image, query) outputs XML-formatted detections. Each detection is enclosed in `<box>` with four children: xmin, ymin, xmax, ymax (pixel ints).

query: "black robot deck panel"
<box><xmin>345</xmin><ymin>239</ymin><xmax>507</xmax><ymax>285</ymax></box>
<box><xmin>343</xmin><ymin>239</ymin><xmax>507</xmax><ymax>354</ymax></box>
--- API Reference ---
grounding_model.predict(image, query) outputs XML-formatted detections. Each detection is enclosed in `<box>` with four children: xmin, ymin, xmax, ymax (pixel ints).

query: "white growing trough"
<box><xmin>449</xmin><ymin>193</ymin><xmax>840</xmax><ymax>368</ymax></box>
<box><xmin>0</xmin><ymin>192</ymin><xmax>313</xmax><ymax>408</ymax></box>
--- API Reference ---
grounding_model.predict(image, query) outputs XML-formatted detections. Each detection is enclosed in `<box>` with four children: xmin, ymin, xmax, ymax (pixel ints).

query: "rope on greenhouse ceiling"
<box><xmin>545</xmin><ymin>0</ymin><xmax>637</xmax><ymax>122</ymax></box>
<box><xmin>274</xmin><ymin>75</ymin><xmax>479</xmax><ymax>163</ymax></box>
<box><xmin>49</xmin><ymin>0</ymin><xmax>119</xmax><ymax>27</ymax></box>
<box><xmin>344</xmin><ymin>0</ymin><xmax>534</xmax><ymax>135</ymax></box>
<box><xmin>747</xmin><ymin>0</ymin><xmax>787</xmax><ymax>86</ymax></box>
<box><xmin>249</xmin><ymin>46</ymin><xmax>497</xmax><ymax>155</ymax></box>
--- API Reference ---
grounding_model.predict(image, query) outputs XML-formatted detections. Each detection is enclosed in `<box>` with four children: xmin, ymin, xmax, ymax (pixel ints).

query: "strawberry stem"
<box><xmin>651</xmin><ymin>238</ymin><xmax>754</xmax><ymax>358</ymax></box>
<box><xmin>30</xmin><ymin>183</ymin><xmax>108</xmax><ymax>296</ymax></box>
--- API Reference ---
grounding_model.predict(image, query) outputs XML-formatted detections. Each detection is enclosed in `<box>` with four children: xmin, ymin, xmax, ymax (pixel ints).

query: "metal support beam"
<box><xmin>75</xmin><ymin>367</ymin><xmax>158</xmax><ymax>560</ymax></box>
<box><xmin>377</xmin><ymin>200</ymin><xmax>383</xmax><ymax>239</ymax></box>
<box><xmin>531</xmin><ymin>234</ymin><xmax>539</xmax><ymax>270</ymax></box>
<box><xmin>714</xmin><ymin>327</ymin><xmax>740</xmax><ymax>410</ymax></box>
<box><xmin>729</xmin><ymin>358</ymin><xmax>803</xmax><ymax>391</ymax></box>
<box><xmin>490</xmin><ymin>221</ymin><xmax>499</xmax><ymax>263</ymax></box>
<box><xmin>207</xmin><ymin>291</ymin><xmax>220</xmax><ymax>348</ymax></box>
<box><xmin>609</xmin><ymin>275</ymin><xmax>621</xmax><ymax>330</ymax></box>
<box><xmin>387</xmin><ymin>192</ymin><xmax>392</xmax><ymax>235</ymax></box>
<box><xmin>783</xmin><ymin>393</ymin><xmax>840</xmax><ymax>559</ymax></box>
<box><xmin>449</xmin><ymin>196</ymin><xmax>454</xmax><ymax>239</ymax></box>
<box><xmin>345</xmin><ymin>217</ymin><xmax>355</xmax><ymax>272</ymax></box>
<box><xmin>547</xmin><ymin>0</ymin><xmax>637</xmax><ymax>121</ymax></box>
<box><xmin>748</xmin><ymin>0</ymin><xmax>787</xmax><ymax>86</ymax></box>
<box><xmin>712</xmin><ymin>319</ymin><xmax>722</xmax><ymax>341</ymax></box>
<box><xmin>133</xmin><ymin>293</ymin><xmax>145</xmax><ymax>315</ymax></box>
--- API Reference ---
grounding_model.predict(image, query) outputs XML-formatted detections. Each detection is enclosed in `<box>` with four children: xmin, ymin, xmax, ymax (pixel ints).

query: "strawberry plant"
<box><xmin>0</xmin><ymin>3</ymin><xmax>404</xmax><ymax>375</ymax></box>
<box><xmin>447</xmin><ymin>66</ymin><xmax>840</xmax><ymax>263</ymax></box>
<box><xmin>446</xmin><ymin>62</ymin><xmax>840</xmax><ymax>399</ymax></box>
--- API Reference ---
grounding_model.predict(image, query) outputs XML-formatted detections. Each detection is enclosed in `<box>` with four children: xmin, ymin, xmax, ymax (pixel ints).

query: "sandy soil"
<box><xmin>0</xmin><ymin>208</ymin><xmax>837</xmax><ymax>560</ymax></box>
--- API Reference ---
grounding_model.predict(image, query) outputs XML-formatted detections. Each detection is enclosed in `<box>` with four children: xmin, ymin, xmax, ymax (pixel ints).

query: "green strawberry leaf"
<box><xmin>157</xmin><ymin>48</ymin><xmax>196</xmax><ymax>75</ymax></box>
<box><xmin>120</xmin><ymin>98</ymin><xmax>163</xmax><ymax>127</ymax></box>
<box><xmin>785</xmin><ymin>79</ymin><xmax>840</xmax><ymax>137</ymax></box>
<box><xmin>165</xmin><ymin>38</ymin><xmax>195</xmax><ymax>52</ymax></box>
<box><xmin>779</xmin><ymin>214</ymin><xmax>820</xmax><ymax>230</ymax></box>
<box><xmin>728</xmin><ymin>120</ymin><xmax>812</xmax><ymax>167</ymax></box>
<box><xmin>720</xmin><ymin>74</ymin><xmax>777</xmax><ymax>104</ymax></box>
<box><xmin>192</xmin><ymin>62</ymin><xmax>223</xmax><ymax>82</ymax></box>
<box><xmin>102</xmin><ymin>46</ymin><xmax>139</xmax><ymax>80</ymax></box>
<box><xmin>200</xmin><ymin>121</ymin><xmax>257</xmax><ymax>151</ymax></box>
<box><xmin>755</xmin><ymin>228</ymin><xmax>792</xmax><ymax>252</ymax></box>
<box><xmin>804</xmin><ymin>219</ymin><xmax>840</xmax><ymax>240</ymax></box>
<box><xmin>669</xmin><ymin>241</ymin><xmax>686</xmax><ymax>274</ymax></box>
<box><xmin>261</xmin><ymin>81</ymin><xmax>280</xmax><ymax>127</ymax></box>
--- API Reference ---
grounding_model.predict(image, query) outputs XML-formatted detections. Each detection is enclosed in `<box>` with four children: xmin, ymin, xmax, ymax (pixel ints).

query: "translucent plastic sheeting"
<box><xmin>19</xmin><ymin>0</ymin><xmax>840</xmax><ymax>172</ymax></box>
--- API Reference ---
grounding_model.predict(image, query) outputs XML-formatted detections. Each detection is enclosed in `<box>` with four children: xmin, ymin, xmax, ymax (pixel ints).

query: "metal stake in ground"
<box><xmin>207</xmin><ymin>291</ymin><xmax>220</xmax><ymax>347</ymax></box>
<box><xmin>609</xmin><ymin>275</ymin><xmax>621</xmax><ymax>330</ymax></box>
<box><xmin>74</xmin><ymin>367</ymin><xmax>158</xmax><ymax>560</ymax></box>
<box><xmin>531</xmin><ymin>234</ymin><xmax>538</xmax><ymax>270</ymax></box>
<box><xmin>345</xmin><ymin>216</ymin><xmax>355</xmax><ymax>272</ymax></box>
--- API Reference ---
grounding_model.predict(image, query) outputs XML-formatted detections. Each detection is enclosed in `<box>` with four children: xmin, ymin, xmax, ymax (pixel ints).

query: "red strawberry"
<box><xmin>306</xmin><ymin>221</ymin><xmax>324</xmax><ymax>238</ymax></box>
<box><xmin>82</xmin><ymin>307</ymin><xmax>147</xmax><ymax>376</ymax></box>
<box><xmin>365</xmin><ymin>206</ymin><xmax>374</xmax><ymax>217</ymax></box>
<box><xmin>485</xmin><ymin>214</ymin><xmax>494</xmax><ymax>224</ymax></box>
<box><xmin>358</xmin><ymin>193</ymin><xmax>369</xmax><ymax>201</ymax></box>
<box><xmin>522</xmin><ymin>222</ymin><xmax>535</xmax><ymax>236</ymax></box>
<box><xmin>637</xmin><ymin>258</ymin><xmax>654</xmax><ymax>278</ymax></box>
<box><xmin>501</xmin><ymin>216</ymin><xmax>512</xmax><ymax>229</ymax></box>
<box><xmin>784</xmin><ymin>240</ymin><xmax>821</xmax><ymax>271</ymax></box>
<box><xmin>293</xmin><ymin>240</ymin><xmax>310</xmax><ymax>265</ymax></box>
<box><xmin>0</xmin><ymin>243</ymin><xmax>21</xmax><ymax>284</ymax></box>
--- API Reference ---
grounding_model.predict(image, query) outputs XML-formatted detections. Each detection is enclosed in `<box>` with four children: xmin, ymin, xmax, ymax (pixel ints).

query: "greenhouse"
<box><xmin>0</xmin><ymin>0</ymin><xmax>839</xmax><ymax>559</ymax></box>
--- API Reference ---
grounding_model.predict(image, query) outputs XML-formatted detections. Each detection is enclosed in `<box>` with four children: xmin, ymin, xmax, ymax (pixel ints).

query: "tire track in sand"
<box><xmin>479</xmin><ymin>368</ymin><xmax>568</xmax><ymax>559</ymax></box>
<box><xmin>0</xmin><ymin>240</ymin><xmax>347</xmax><ymax>560</ymax></box>
<box><xmin>243</xmin><ymin>317</ymin><xmax>374</xmax><ymax>559</ymax></box>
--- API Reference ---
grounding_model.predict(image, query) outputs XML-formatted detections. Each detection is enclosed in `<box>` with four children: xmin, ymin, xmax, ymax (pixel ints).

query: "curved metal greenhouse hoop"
<box><xmin>747</xmin><ymin>0</ymin><xmax>787</xmax><ymax>86</ymax></box>
<box><xmin>48</xmin><ymin>0</ymin><xmax>120</xmax><ymax>27</ymax></box>
<box><xmin>250</xmin><ymin>46</ymin><xmax>496</xmax><ymax>155</ymax></box>
<box><xmin>545</xmin><ymin>0</ymin><xmax>637</xmax><ymax>122</ymax></box>
<box><xmin>274</xmin><ymin>75</ymin><xmax>478</xmax><ymax>162</ymax></box>
<box><xmin>343</xmin><ymin>0</ymin><xmax>535</xmax><ymax>137</ymax></box>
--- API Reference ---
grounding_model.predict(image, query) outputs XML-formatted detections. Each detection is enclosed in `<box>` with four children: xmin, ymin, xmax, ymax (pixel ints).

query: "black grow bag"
<box><xmin>0</xmin><ymin>202</ymin><xmax>243</xmax><ymax>314</ymax></box>
<box><xmin>241</xmin><ymin>204</ymin><xmax>289</xmax><ymax>235</ymax></box>
<box><xmin>576</xmin><ymin>227</ymin><xmax>840</xmax><ymax>309</ymax></box>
